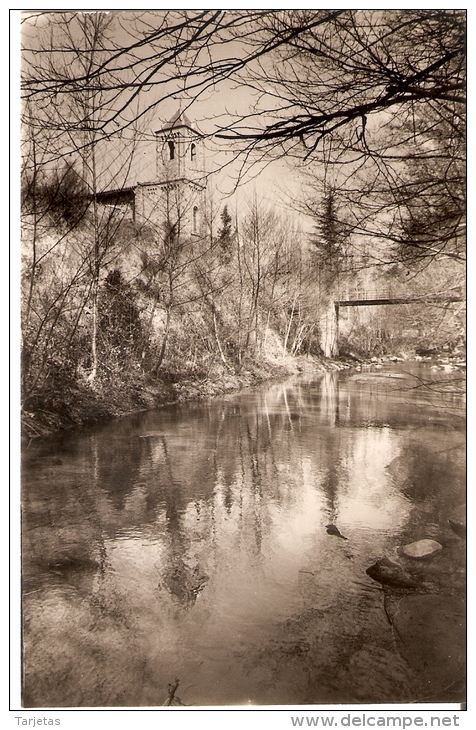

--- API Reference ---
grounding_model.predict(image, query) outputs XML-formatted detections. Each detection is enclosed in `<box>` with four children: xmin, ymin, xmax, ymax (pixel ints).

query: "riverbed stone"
<box><xmin>448</xmin><ymin>504</ymin><xmax>466</xmax><ymax>539</ymax></box>
<box><xmin>392</xmin><ymin>594</ymin><xmax>465</xmax><ymax>700</ymax></box>
<box><xmin>400</xmin><ymin>539</ymin><xmax>443</xmax><ymax>559</ymax></box>
<box><xmin>366</xmin><ymin>558</ymin><xmax>420</xmax><ymax>589</ymax></box>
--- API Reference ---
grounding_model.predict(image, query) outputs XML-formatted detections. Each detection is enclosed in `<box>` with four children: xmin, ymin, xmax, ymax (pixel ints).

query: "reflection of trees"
<box><xmin>320</xmin><ymin>442</ymin><xmax>342</xmax><ymax>522</ymax></box>
<box><xmin>157</xmin><ymin>434</ymin><xmax>207</xmax><ymax>608</ymax></box>
<box><xmin>387</xmin><ymin>439</ymin><xmax>465</xmax><ymax>510</ymax></box>
<box><xmin>94</xmin><ymin>433</ymin><xmax>143</xmax><ymax>511</ymax></box>
<box><xmin>319</xmin><ymin>371</ymin><xmax>339</xmax><ymax>426</ymax></box>
<box><xmin>24</xmin><ymin>368</ymin><xmax>463</xmax><ymax>607</ymax></box>
<box><xmin>245</xmin><ymin>416</ymin><xmax>266</xmax><ymax>556</ymax></box>
<box><xmin>21</xmin><ymin>371</ymin><xmax>403</xmax><ymax>581</ymax></box>
<box><xmin>24</xmin><ymin>369</ymin><xmax>467</xmax><ymax>706</ymax></box>
<box><xmin>205</xmin><ymin>376</ymin><xmax>349</xmax><ymax>556</ymax></box>
<box><xmin>22</xmin><ymin>441</ymin><xmax>107</xmax><ymax>594</ymax></box>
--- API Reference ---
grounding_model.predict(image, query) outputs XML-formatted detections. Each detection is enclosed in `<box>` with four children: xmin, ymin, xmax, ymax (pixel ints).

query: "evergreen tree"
<box><xmin>310</xmin><ymin>187</ymin><xmax>348</xmax><ymax>290</ymax></box>
<box><xmin>217</xmin><ymin>205</ymin><xmax>233</xmax><ymax>263</ymax></box>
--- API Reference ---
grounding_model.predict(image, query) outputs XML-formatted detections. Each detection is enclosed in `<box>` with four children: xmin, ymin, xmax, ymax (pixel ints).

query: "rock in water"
<box><xmin>326</xmin><ymin>524</ymin><xmax>348</xmax><ymax>540</ymax></box>
<box><xmin>400</xmin><ymin>539</ymin><xmax>443</xmax><ymax>559</ymax></box>
<box><xmin>366</xmin><ymin>557</ymin><xmax>420</xmax><ymax>589</ymax></box>
<box><xmin>449</xmin><ymin>520</ymin><xmax>466</xmax><ymax>539</ymax></box>
<box><xmin>449</xmin><ymin>504</ymin><xmax>466</xmax><ymax>539</ymax></box>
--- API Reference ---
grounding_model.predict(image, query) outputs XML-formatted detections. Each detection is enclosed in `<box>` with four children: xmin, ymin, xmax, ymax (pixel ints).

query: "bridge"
<box><xmin>319</xmin><ymin>288</ymin><xmax>465</xmax><ymax>357</ymax></box>
<box><xmin>335</xmin><ymin>290</ymin><xmax>463</xmax><ymax>310</ymax></box>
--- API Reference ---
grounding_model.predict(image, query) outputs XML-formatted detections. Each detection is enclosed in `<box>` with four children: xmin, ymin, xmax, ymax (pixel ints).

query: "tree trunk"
<box><xmin>155</xmin><ymin>307</ymin><xmax>171</xmax><ymax>371</ymax></box>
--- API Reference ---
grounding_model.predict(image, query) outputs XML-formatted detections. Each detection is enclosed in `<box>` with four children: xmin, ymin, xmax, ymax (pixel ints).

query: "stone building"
<box><xmin>96</xmin><ymin>109</ymin><xmax>207</xmax><ymax>238</ymax></box>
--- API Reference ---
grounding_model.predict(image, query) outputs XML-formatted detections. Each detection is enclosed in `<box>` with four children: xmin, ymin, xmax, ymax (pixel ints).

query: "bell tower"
<box><xmin>149</xmin><ymin>110</ymin><xmax>206</xmax><ymax>237</ymax></box>
<box><xmin>133</xmin><ymin>110</ymin><xmax>207</xmax><ymax>236</ymax></box>
<box><xmin>155</xmin><ymin>109</ymin><xmax>205</xmax><ymax>183</ymax></box>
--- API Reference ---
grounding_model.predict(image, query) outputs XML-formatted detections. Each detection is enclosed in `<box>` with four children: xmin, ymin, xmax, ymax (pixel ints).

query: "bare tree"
<box><xmin>215</xmin><ymin>11</ymin><xmax>465</xmax><ymax>157</ymax></box>
<box><xmin>21</xmin><ymin>13</ymin><xmax>148</xmax><ymax>397</ymax></box>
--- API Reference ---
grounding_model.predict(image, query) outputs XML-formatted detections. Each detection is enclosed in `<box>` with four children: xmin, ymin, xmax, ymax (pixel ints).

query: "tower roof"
<box><xmin>159</xmin><ymin>108</ymin><xmax>196</xmax><ymax>132</ymax></box>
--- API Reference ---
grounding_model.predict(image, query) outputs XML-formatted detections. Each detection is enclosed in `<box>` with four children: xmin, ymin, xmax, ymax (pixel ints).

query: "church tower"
<box><xmin>152</xmin><ymin>109</ymin><xmax>206</xmax><ymax>237</ymax></box>
<box><xmin>155</xmin><ymin>110</ymin><xmax>204</xmax><ymax>182</ymax></box>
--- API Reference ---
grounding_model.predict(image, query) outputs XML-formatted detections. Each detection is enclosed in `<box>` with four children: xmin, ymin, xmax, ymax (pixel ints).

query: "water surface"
<box><xmin>22</xmin><ymin>363</ymin><xmax>466</xmax><ymax>706</ymax></box>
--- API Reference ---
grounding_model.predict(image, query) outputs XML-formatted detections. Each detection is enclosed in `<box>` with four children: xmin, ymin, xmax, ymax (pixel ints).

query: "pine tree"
<box><xmin>217</xmin><ymin>205</ymin><xmax>233</xmax><ymax>263</ymax></box>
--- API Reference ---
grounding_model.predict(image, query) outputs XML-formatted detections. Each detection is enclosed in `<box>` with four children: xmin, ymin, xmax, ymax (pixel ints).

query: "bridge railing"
<box><xmin>336</xmin><ymin>287</ymin><xmax>464</xmax><ymax>304</ymax></box>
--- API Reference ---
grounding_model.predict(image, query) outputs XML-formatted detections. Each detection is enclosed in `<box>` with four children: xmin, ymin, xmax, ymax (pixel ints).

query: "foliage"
<box><xmin>309</xmin><ymin>187</ymin><xmax>350</xmax><ymax>291</ymax></box>
<box><xmin>21</xmin><ymin>162</ymin><xmax>89</xmax><ymax>227</ymax></box>
<box><xmin>217</xmin><ymin>205</ymin><xmax>234</xmax><ymax>264</ymax></box>
<box><xmin>98</xmin><ymin>269</ymin><xmax>147</xmax><ymax>368</ymax></box>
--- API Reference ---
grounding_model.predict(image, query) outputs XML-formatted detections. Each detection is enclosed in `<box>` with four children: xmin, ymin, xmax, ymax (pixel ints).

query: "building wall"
<box><xmin>135</xmin><ymin>180</ymin><xmax>206</xmax><ymax>238</ymax></box>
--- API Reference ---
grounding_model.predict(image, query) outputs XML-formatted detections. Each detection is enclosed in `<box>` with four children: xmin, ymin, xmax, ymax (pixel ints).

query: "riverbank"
<box><xmin>21</xmin><ymin>352</ymin><xmax>343</xmax><ymax>441</ymax></box>
<box><xmin>21</xmin><ymin>344</ymin><xmax>465</xmax><ymax>442</ymax></box>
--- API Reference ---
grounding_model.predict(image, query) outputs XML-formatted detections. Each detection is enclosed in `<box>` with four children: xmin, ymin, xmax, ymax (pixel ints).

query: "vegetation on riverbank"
<box><xmin>21</xmin><ymin>347</ymin><xmax>332</xmax><ymax>440</ymax></box>
<box><xmin>20</xmin><ymin>187</ymin><xmax>464</xmax><ymax>440</ymax></box>
<box><xmin>20</xmin><ymin>190</ymin><xmax>335</xmax><ymax>440</ymax></box>
<box><xmin>20</xmin><ymin>192</ymin><xmax>464</xmax><ymax>440</ymax></box>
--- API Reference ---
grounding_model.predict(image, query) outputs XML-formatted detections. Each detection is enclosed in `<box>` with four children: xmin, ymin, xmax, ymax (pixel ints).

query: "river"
<box><xmin>21</xmin><ymin>362</ymin><xmax>466</xmax><ymax>707</ymax></box>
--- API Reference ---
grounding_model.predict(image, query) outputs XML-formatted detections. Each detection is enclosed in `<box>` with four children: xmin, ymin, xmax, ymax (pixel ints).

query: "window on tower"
<box><xmin>168</xmin><ymin>141</ymin><xmax>175</xmax><ymax>160</ymax></box>
<box><xmin>193</xmin><ymin>206</ymin><xmax>198</xmax><ymax>234</ymax></box>
<box><xmin>190</xmin><ymin>143</ymin><xmax>196</xmax><ymax>162</ymax></box>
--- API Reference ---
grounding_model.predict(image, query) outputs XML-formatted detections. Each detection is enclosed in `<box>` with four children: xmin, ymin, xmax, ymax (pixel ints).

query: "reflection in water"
<box><xmin>22</xmin><ymin>365</ymin><xmax>465</xmax><ymax>707</ymax></box>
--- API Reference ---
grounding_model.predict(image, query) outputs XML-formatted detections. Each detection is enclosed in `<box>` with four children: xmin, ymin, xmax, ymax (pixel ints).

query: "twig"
<box><xmin>163</xmin><ymin>677</ymin><xmax>182</xmax><ymax>706</ymax></box>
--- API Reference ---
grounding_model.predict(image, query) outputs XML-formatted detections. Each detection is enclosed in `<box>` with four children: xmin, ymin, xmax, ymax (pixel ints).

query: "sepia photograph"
<box><xmin>17</xmin><ymin>8</ymin><xmax>466</xmax><ymax>714</ymax></box>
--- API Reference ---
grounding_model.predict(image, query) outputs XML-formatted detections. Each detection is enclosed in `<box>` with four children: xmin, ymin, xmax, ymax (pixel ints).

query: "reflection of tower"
<box><xmin>318</xmin><ymin>372</ymin><xmax>342</xmax><ymax>519</ymax></box>
<box><xmin>154</xmin><ymin>110</ymin><xmax>207</xmax><ymax>237</ymax></box>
